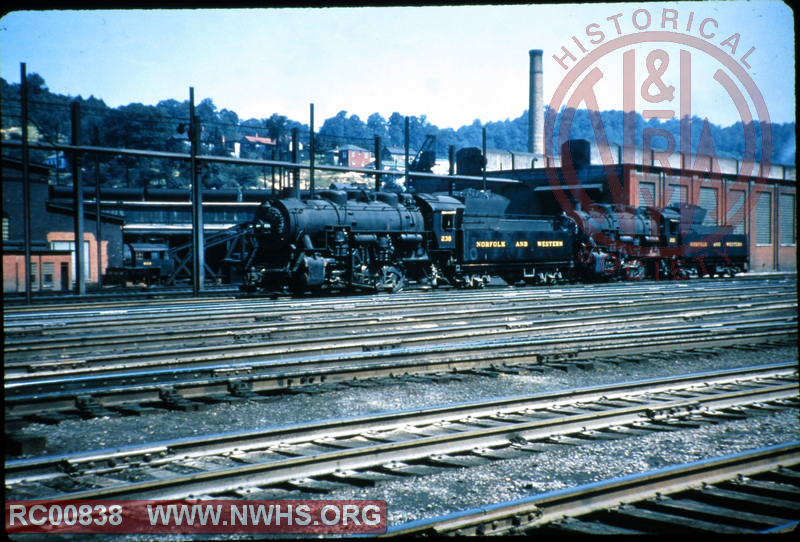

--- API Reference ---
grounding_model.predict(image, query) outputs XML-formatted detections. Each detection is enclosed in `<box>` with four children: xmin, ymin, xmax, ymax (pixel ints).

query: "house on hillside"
<box><xmin>380</xmin><ymin>145</ymin><xmax>407</xmax><ymax>164</ymax></box>
<box><xmin>328</xmin><ymin>144</ymin><xmax>372</xmax><ymax>168</ymax></box>
<box><xmin>223</xmin><ymin>134</ymin><xmax>277</xmax><ymax>158</ymax></box>
<box><xmin>166</xmin><ymin>128</ymin><xmax>213</xmax><ymax>153</ymax></box>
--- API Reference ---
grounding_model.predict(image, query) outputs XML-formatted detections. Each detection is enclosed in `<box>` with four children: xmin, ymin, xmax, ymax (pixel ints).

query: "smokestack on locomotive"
<box><xmin>528</xmin><ymin>49</ymin><xmax>544</xmax><ymax>159</ymax></box>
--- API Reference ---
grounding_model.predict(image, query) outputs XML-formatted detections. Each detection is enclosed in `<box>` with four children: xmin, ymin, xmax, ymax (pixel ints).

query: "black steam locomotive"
<box><xmin>567</xmin><ymin>202</ymin><xmax>749</xmax><ymax>281</ymax></box>
<box><xmin>241</xmin><ymin>185</ymin><xmax>748</xmax><ymax>294</ymax></box>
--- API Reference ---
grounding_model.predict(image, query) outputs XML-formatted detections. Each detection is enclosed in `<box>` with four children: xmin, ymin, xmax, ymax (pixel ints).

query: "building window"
<box><xmin>780</xmin><ymin>193</ymin><xmax>795</xmax><ymax>246</ymax></box>
<box><xmin>727</xmin><ymin>191</ymin><xmax>746</xmax><ymax>234</ymax></box>
<box><xmin>755</xmin><ymin>192</ymin><xmax>771</xmax><ymax>246</ymax></box>
<box><xmin>639</xmin><ymin>182</ymin><xmax>656</xmax><ymax>207</ymax></box>
<box><xmin>42</xmin><ymin>262</ymin><xmax>55</xmax><ymax>290</ymax></box>
<box><xmin>668</xmin><ymin>184</ymin><xmax>687</xmax><ymax>207</ymax></box>
<box><xmin>29</xmin><ymin>262</ymin><xmax>39</xmax><ymax>291</ymax></box>
<box><xmin>698</xmin><ymin>186</ymin><xmax>717</xmax><ymax>225</ymax></box>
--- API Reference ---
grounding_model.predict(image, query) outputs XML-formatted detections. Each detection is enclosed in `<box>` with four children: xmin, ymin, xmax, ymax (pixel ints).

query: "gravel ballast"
<box><xmin>12</xmin><ymin>345</ymin><xmax>799</xmax><ymax>529</ymax></box>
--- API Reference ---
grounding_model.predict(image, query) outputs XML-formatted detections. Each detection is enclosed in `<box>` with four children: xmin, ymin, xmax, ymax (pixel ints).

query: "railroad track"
<box><xmin>4</xmin><ymin>277</ymin><xmax>795</xmax><ymax>335</ymax></box>
<box><xmin>4</xmin><ymin>285</ymin><xmax>796</xmax><ymax>366</ymax></box>
<box><xmin>6</xmin><ymin>363</ymin><xmax>797</xmax><ymax>502</ymax></box>
<box><xmin>4</xmin><ymin>278</ymin><xmax>797</xmax><ymax>417</ymax></box>
<box><xmin>5</xmin><ymin>312</ymin><xmax>797</xmax><ymax>418</ymax></box>
<box><xmin>3</xmin><ymin>272</ymin><xmax>794</xmax><ymax>309</ymax></box>
<box><xmin>2</xmin><ymin>285</ymin><xmax>242</xmax><ymax>307</ymax></box>
<box><xmin>5</xmin><ymin>291</ymin><xmax>796</xmax><ymax>378</ymax></box>
<box><xmin>387</xmin><ymin>441</ymin><xmax>800</xmax><ymax>535</ymax></box>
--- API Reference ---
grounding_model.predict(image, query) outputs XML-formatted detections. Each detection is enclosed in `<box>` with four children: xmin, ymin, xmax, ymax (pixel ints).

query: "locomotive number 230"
<box><xmin>440</xmin><ymin>235</ymin><xmax>453</xmax><ymax>243</ymax></box>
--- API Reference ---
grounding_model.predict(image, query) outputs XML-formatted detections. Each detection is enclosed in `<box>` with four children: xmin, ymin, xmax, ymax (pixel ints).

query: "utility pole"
<box><xmin>374</xmin><ymin>136</ymin><xmax>382</xmax><ymax>192</ymax></box>
<box><xmin>72</xmin><ymin>101</ymin><xmax>86</xmax><ymax>295</ymax></box>
<box><xmin>309</xmin><ymin>104</ymin><xmax>315</xmax><ymax>199</ymax></box>
<box><xmin>404</xmin><ymin>117</ymin><xmax>410</xmax><ymax>192</ymax></box>
<box><xmin>190</xmin><ymin>88</ymin><xmax>205</xmax><ymax>295</ymax></box>
<box><xmin>21</xmin><ymin>64</ymin><xmax>32</xmax><ymax>304</ymax></box>
<box><xmin>482</xmin><ymin>127</ymin><xmax>487</xmax><ymax>192</ymax></box>
<box><xmin>94</xmin><ymin>125</ymin><xmax>102</xmax><ymax>289</ymax></box>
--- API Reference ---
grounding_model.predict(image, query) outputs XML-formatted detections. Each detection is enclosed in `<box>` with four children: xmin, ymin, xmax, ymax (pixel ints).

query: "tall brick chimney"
<box><xmin>528</xmin><ymin>49</ymin><xmax>544</xmax><ymax>158</ymax></box>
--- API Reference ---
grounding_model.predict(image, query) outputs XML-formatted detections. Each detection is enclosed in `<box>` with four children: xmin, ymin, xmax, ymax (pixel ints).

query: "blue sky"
<box><xmin>1</xmin><ymin>3</ymin><xmax>795</xmax><ymax>130</ymax></box>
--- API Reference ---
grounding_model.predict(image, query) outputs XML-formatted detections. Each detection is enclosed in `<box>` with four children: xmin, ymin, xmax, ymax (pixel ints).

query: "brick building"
<box><xmin>2</xmin><ymin>157</ymin><xmax>124</xmax><ymax>292</ymax></box>
<box><xmin>333</xmin><ymin>144</ymin><xmax>373</xmax><ymax>168</ymax></box>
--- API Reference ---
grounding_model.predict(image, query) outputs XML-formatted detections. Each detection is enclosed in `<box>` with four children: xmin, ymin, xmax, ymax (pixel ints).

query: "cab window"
<box><xmin>441</xmin><ymin>211</ymin><xmax>455</xmax><ymax>230</ymax></box>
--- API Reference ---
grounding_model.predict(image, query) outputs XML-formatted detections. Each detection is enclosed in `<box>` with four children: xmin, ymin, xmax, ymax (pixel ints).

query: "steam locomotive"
<box><xmin>241</xmin><ymin>185</ymin><xmax>748</xmax><ymax>294</ymax></box>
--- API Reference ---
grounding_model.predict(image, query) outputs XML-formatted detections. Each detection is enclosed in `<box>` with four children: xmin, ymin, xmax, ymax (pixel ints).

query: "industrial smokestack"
<box><xmin>528</xmin><ymin>49</ymin><xmax>544</xmax><ymax>158</ymax></box>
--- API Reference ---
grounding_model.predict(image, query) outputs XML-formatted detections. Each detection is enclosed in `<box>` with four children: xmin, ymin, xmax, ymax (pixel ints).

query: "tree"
<box><xmin>265</xmin><ymin>113</ymin><xmax>289</xmax><ymax>147</ymax></box>
<box><xmin>195</xmin><ymin>97</ymin><xmax>218</xmax><ymax>126</ymax></box>
<box><xmin>367</xmin><ymin>113</ymin><xmax>387</xmax><ymax>138</ymax></box>
<box><xmin>387</xmin><ymin>112</ymin><xmax>406</xmax><ymax>147</ymax></box>
<box><xmin>101</xmin><ymin>103</ymin><xmax>172</xmax><ymax>187</ymax></box>
<box><xmin>157</xmin><ymin>99</ymin><xmax>189</xmax><ymax>122</ymax></box>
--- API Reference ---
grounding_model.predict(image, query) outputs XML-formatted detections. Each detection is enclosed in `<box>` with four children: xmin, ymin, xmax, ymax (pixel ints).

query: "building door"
<box><xmin>51</xmin><ymin>240</ymin><xmax>90</xmax><ymax>285</ymax></box>
<box><xmin>61</xmin><ymin>262</ymin><xmax>70</xmax><ymax>290</ymax></box>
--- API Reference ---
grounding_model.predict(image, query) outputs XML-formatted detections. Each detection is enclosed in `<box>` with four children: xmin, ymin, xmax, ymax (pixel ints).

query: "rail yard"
<box><xmin>4</xmin><ymin>274</ymin><xmax>798</xmax><ymax>535</ymax></box>
<box><xmin>4</xmin><ymin>6</ymin><xmax>797</xmax><ymax>535</ymax></box>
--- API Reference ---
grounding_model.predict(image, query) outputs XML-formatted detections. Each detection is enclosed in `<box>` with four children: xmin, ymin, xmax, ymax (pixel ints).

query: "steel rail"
<box><xmin>7</xmin><ymin>285</ymin><xmax>769</xmax><ymax>339</ymax></box>
<box><xmin>6</xmin><ymin>282</ymin><xmax>790</xmax><ymax>331</ymax></box>
<box><xmin>4</xmin><ymin>273</ymin><xmax>794</xmax><ymax>310</ymax></box>
<box><xmin>384</xmin><ymin>441</ymin><xmax>800</xmax><ymax>536</ymax></box>
<box><xmin>5</xmin><ymin>296</ymin><xmax>795</xmax><ymax>377</ymax></box>
<box><xmin>4</xmin><ymin>278</ymin><xmax>794</xmax><ymax>332</ymax></box>
<box><xmin>4</xmin><ymin>312</ymin><xmax>796</xmax><ymax>395</ymax></box>
<box><xmin>7</xmin><ymin>362</ymin><xmax>794</xmax><ymax>482</ymax></box>
<box><xmin>4</xmin><ymin>317</ymin><xmax>796</xmax><ymax>416</ymax></box>
<box><xmin>4</xmin><ymin>286</ymin><xmax>796</xmax><ymax>360</ymax></box>
<box><xmin>7</xmin><ymin>367</ymin><xmax>797</xmax><ymax>501</ymax></box>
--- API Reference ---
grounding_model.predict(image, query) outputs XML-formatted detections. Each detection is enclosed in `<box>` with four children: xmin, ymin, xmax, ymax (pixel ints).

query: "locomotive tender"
<box><xmin>242</xmin><ymin>184</ymin><xmax>748</xmax><ymax>294</ymax></box>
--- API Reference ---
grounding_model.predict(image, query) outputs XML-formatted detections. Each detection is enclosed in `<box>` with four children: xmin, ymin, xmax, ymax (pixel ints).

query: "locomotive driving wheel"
<box><xmin>624</xmin><ymin>259</ymin><xmax>646</xmax><ymax>281</ymax></box>
<box><xmin>378</xmin><ymin>266</ymin><xmax>405</xmax><ymax>293</ymax></box>
<box><xmin>578</xmin><ymin>241</ymin><xmax>595</xmax><ymax>264</ymax></box>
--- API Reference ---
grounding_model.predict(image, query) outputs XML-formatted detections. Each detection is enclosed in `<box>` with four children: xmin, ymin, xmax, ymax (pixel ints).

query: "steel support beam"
<box><xmin>309</xmin><ymin>104</ymin><xmax>315</xmax><ymax>199</ymax></box>
<box><xmin>190</xmin><ymin>88</ymin><xmax>204</xmax><ymax>295</ymax></box>
<box><xmin>71</xmin><ymin>101</ymin><xmax>85</xmax><ymax>295</ymax></box>
<box><xmin>21</xmin><ymin>64</ymin><xmax>32</xmax><ymax>304</ymax></box>
<box><xmin>375</xmin><ymin>136</ymin><xmax>382</xmax><ymax>192</ymax></box>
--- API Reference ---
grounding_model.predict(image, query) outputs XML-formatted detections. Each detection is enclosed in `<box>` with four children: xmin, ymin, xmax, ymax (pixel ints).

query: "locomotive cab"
<box><xmin>413</xmin><ymin>194</ymin><xmax>464</xmax><ymax>251</ymax></box>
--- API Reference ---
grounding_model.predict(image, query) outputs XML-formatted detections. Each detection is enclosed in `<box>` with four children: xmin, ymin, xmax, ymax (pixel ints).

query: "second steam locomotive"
<box><xmin>242</xmin><ymin>185</ymin><xmax>748</xmax><ymax>295</ymax></box>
